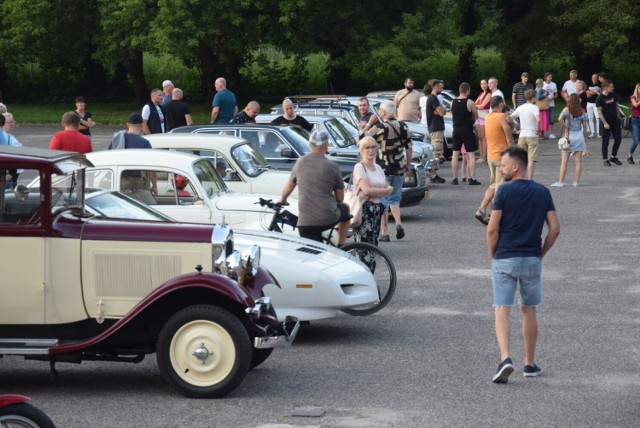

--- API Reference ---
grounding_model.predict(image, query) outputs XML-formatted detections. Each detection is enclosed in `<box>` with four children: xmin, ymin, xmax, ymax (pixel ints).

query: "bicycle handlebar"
<box><xmin>256</xmin><ymin>197</ymin><xmax>288</xmax><ymax>211</ymax></box>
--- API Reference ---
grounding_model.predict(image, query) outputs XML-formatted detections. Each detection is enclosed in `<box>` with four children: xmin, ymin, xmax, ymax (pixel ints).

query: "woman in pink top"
<box><xmin>475</xmin><ymin>79</ymin><xmax>491</xmax><ymax>163</ymax></box>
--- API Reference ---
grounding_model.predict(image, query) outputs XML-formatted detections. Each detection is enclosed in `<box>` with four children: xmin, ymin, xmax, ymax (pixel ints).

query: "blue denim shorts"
<box><xmin>381</xmin><ymin>174</ymin><xmax>404</xmax><ymax>207</ymax></box>
<box><xmin>492</xmin><ymin>257</ymin><xmax>542</xmax><ymax>307</ymax></box>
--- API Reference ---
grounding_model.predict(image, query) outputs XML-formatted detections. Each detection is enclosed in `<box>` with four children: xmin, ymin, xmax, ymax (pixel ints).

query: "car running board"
<box><xmin>0</xmin><ymin>338</ymin><xmax>58</xmax><ymax>355</ymax></box>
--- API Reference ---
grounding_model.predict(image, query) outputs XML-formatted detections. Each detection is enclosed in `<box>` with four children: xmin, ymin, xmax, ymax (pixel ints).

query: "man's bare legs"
<box><xmin>521</xmin><ymin>305</ymin><xmax>538</xmax><ymax>366</ymax></box>
<box><xmin>495</xmin><ymin>306</ymin><xmax>511</xmax><ymax>361</ymax></box>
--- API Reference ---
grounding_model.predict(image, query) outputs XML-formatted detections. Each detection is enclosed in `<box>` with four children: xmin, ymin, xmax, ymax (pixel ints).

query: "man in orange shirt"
<box><xmin>49</xmin><ymin>112</ymin><xmax>93</xmax><ymax>154</ymax></box>
<box><xmin>475</xmin><ymin>96</ymin><xmax>514</xmax><ymax>225</ymax></box>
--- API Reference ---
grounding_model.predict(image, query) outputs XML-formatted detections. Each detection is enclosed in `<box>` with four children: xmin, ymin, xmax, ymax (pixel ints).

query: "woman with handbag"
<box><xmin>475</xmin><ymin>79</ymin><xmax>491</xmax><ymax>163</ymax></box>
<box><xmin>352</xmin><ymin>136</ymin><xmax>393</xmax><ymax>245</ymax></box>
<box><xmin>551</xmin><ymin>94</ymin><xmax>588</xmax><ymax>187</ymax></box>
<box><xmin>535</xmin><ymin>78</ymin><xmax>550</xmax><ymax>138</ymax></box>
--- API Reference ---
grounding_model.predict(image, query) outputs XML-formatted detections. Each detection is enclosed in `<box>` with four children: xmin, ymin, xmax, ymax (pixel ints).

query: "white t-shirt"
<box><xmin>489</xmin><ymin>89</ymin><xmax>505</xmax><ymax>112</ymax></box>
<box><xmin>419</xmin><ymin>96</ymin><xmax>428</xmax><ymax>125</ymax></box>
<box><xmin>562</xmin><ymin>80</ymin><xmax>578</xmax><ymax>97</ymax></box>
<box><xmin>510</xmin><ymin>103</ymin><xmax>540</xmax><ymax>138</ymax></box>
<box><xmin>353</xmin><ymin>162</ymin><xmax>387</xmax><ymax>204</ymax></box>
<box><xmin>543</xmin><ymin>81</ymin><xmax>558</xmax><ymax>106</ymax></box>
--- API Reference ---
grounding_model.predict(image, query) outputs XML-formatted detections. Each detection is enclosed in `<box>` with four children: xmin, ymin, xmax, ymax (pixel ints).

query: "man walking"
<box><xmin>394</xmin><ymin>77</ymin><xmax>421</xmax><ymax>122</ymax></box>
<box><xmin>487</xmin><ymin>146</ymin><xmax>560</xmax><ymax>383</ymax></box>
<box><xmin>450</xmin><ymin>82</ymin><xmax>480</xmax><ymax>185</ymax></box>
<box><xmin>510</xmin><ymin>89</ymin><xmax>540</xmax><ymax>179</ymax></box>
<box><xmin>511</xmin><ymin>72</ymin><xmax>533</xmax><ymax>109</ymax></box>
<box><xmin>475</xmin><ymin>96</ymin><xmax>514</xmax><ymax>225</ymax></box>
<box><xmin>425</xmin><ymin>80</ymin><xmax>447</xmax><ymax>183</ymax></box>
<box><xmin>365</xmin><ymin>100</ymin><xmax>412</xmax><ymax>241</ymax></box>
<box><xmin>597</xmin><ymin>80</ymin><xmax>623</xmax><ymax>166</ymax></box>
<box><xmin>210</xmin><ymin>77</ymin><xmax>237</xmax><ymax>124</ymax></box>
<box><xmin>142</xmin><ymin>88</ymin><xmax>166</xmax><ymax>134</ymax></box>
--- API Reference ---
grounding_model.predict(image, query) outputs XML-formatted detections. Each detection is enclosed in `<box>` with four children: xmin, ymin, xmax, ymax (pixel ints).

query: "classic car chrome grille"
<box><xmin>93</xmin><ymin>253</ymin><xmax>182</xmax><ymax>298</ymax></box>
<box><xmin>296</xmin><ymin>246</ymin><xmax>324</xmax><ymax>255</ymax></box>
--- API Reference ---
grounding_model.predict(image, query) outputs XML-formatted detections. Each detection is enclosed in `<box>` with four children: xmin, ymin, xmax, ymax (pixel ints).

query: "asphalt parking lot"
<box><xmin>4</xmin><ymin>123</ymin><xmax>640</xmax><ymax>427</ymax></box>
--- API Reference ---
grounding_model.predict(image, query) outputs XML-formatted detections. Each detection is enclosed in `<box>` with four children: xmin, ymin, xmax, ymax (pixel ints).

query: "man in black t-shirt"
<box><xmin>586</xmin><ymin>73</ymin><xmax>601</xmax><ymax>138</ymax></box>
<box><xmin>164</xmin><ymin>88</ymin><xmax>193</xmax><ymax>132</ymax></box>
<box><xmin>596</xmin><ymin>80</ymin><xmax>622</xmax><ymax>166</ymax></box>
<box><xmin>231</xmin><ymin>101</ymin><xmax>261</xmax><ymax>124</ymax></box>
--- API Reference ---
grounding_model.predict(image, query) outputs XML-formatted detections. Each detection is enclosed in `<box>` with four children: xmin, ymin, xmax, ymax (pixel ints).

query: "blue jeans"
<box><xmin>492</xmin><ymin>257</ymin><xmax>542</xmax><ymax>307</ymax></box>
<box><xmin>630</xmin><ymin>117</ymin><xmax>640</xmax><ymax>155</ymax></box>
<box><xmin>549</xmin><ymin>106</ymin><xmax>555</xmax><ymax>125</ymax></box>
<box><xmin>381</xmin><ymin>175</ymin><xmax>403</xmax><ymax>207</ymax></box>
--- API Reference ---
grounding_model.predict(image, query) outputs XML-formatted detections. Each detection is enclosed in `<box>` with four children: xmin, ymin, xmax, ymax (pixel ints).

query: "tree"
<box><xmin>96</xmin><ymin>0</ymin><xmax>159</xmax><ymax>104</ymax></box>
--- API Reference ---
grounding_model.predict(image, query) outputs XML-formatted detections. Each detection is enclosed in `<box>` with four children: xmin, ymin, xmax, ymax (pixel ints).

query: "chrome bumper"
<box><xmin>253</xmin><ymin>316</ymin><xmax>300</xmax><ymax>349</ymax></box>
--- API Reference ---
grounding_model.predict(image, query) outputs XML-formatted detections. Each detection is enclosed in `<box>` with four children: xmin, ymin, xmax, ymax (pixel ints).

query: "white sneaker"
<box><xmin>573</xmin><ymin>182</ymin><xmax>579</xmax><ymax>187</ymax></box>
<box><xmin>549</xmin><ymin>133</ymin><xmax>557</xmax><ymax>139</ymax></box>
<box><xmin>588</xmin><ymin>133</ymin><xmax>595</xmax><ymax>138</ymax></box>
<box><xmin>550</xmin><ymin>182</ymin><xmax>564</xmax><ymax>188</ymax></box>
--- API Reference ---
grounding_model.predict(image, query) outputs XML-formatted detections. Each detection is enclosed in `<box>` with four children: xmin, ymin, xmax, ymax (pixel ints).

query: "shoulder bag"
<box><xmin>344</xmin><ymin>163</ymin><xmax>368</xmax><ymax>227</ymax></box>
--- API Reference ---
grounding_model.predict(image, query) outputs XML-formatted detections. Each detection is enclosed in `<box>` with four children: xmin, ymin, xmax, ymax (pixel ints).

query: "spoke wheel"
<box><xmin>340</xmin><ymin>242</ymin><xmax>397</xmax><ymax>316</ymax></box>
<box><xmin>157</xmin><ymin>305</ymin><xmax>251</xmax><ymax>398</ymax></box>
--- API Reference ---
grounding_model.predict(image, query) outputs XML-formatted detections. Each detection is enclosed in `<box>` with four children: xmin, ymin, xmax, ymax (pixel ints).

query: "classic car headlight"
<box><xmin>241</xmin><ymin>245</ymin><xmax>260</xmax><ymax>277</ymax></box>
<box><xmin>212</xmin><ymin>225</ymin><xmax>261</xmax><ymax>284</ymax></box>
<box><xmin>212</xmin><ymin>224</ymin><xmax>234</xmax><ymax>269</ymax></box>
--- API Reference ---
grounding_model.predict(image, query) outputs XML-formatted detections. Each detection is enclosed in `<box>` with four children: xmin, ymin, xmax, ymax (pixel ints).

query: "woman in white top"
<box><xmin>353</xmin><ymin>136</ymin><xmax>393</xmax><ymax>246</ymax></box>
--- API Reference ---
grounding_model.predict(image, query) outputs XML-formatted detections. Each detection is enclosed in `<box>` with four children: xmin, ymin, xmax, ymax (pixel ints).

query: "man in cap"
<box><xmin>512</xmin><ymin>72</ymin><xmax>533</xmax><ymax>109</ymax></box>
<box><xmin>162</xmin><ymin>80</ymin><xmax>174</xmax><ymax>106</ymax></box>
<box><xmin>108</xmin><ymin>112</ymin><xmax>151</xmax><ymax>149</ymax></box>
<box><xmin>279</xmin><ymin>130</ymin><xmax>351</xmax><ymax>246</ymax></box>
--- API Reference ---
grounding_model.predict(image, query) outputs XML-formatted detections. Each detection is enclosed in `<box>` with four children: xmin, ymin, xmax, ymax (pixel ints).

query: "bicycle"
<box><xmin>256</xmin><ymin>197</ymin><xmax>396</xmax><ymax>316</ymax></box>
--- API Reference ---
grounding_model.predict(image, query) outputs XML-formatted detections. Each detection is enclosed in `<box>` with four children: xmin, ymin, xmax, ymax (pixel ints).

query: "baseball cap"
<box><xmin>127</xmin><ymin>112</ymin><xmax>143</xmax><ymax>124</ymax></box>
<box><xmin>521</xmin><ymin>72</ymin><xmax>529</xmax><ymax>77</ymax></box>
<box><xmin>308</xmin><ymin>130</ymin><xmax>329</xmax><ymax>146</ymax></box>
<box><xmin>162</xmin><ymin>80</ymin><xmax>173</xmax><ymax>87</ymax></box>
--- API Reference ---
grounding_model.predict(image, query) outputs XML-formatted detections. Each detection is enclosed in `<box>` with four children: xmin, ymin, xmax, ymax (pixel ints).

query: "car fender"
<box><xmin>49</xmin><ymin>272</ymin><xmax>265</xmax><ymax>355</ymax></box>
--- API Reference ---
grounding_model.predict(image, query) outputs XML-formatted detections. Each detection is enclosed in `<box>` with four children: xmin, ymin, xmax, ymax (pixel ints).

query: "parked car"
<box><xmin>171</xmin><ymin>124</ymin><xmax>428</xmax><ymax>207</ymax></box>
<box><xmin>145</xmin><ymin>134</ymin><xmax>298</xmax><ymax>198</ymax></box>
<box><xmin>82</xmin><ymin>190</ymin><xmax>380</xmax><ymax>323</ymax></box>
<box><xmin>0</xmin><ymin>145</ymin><xmax>298</xmax><ymax>398</ymax></box>
<box><xmin>84</xmin><ymin>149</ymin><xmax>298</xmax><ymax>231</ymax></box>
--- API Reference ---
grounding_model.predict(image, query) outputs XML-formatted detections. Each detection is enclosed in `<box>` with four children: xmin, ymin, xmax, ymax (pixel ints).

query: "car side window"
<box><xmin>242</xmin><ymin>131</ymin><xmax>285</xmax><ymax>159</ymax></box>
<box><xmin>119</xmin><ymin>169</ymin><xmax>157</xmax><ymax>205</ymax></box>
<box><xmin>1</xmin><ymin>168</ymin><xmax>41</xmax><ymax>226</ymax></box>
<box><xmin>184</xmin><ymin>149</ymin><xmax>237</xmax><ymax>182</ymax></box>
<box><xmin>86</xmin><ymin>169</ymin><xmax>114</xmax><ymax>191</ymax></box>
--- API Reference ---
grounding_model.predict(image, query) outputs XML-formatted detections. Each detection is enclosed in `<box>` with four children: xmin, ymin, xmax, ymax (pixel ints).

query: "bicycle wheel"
<box><xmin>340</xmin><ymin>242</ymin><xmax>396</xmax><ymax>316</ymax></box>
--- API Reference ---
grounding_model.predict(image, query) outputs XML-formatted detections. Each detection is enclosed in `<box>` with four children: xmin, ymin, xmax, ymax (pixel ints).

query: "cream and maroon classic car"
<box><xmin>0</xmin><ymin>146</ymin><xmax>298</xmax><ymax>398</ymax></box>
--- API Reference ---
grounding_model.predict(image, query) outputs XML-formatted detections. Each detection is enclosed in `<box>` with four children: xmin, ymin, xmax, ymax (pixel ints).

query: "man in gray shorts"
<box><xmin>279</xmin><ymin>131</ymin><xmax>351</xmax><ymax>246</ymax></box>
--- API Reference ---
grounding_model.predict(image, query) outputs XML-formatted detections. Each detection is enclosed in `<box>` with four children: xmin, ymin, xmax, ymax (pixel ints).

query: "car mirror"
<box><xmin>280</xmin><ymin>148</ymin><xmax>294</xmax><ymax>158</ymax></box>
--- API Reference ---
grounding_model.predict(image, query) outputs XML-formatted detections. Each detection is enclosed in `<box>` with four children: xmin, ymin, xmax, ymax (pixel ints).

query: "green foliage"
<box><xmin>142</xmin><ymin>54</ymin><xmax>203</xmax><ymax>100</ymax></box>
<box><xmin>472</xmin><ymin>48</ymin><xmax>506</xmax><ymax>84</ymax></box>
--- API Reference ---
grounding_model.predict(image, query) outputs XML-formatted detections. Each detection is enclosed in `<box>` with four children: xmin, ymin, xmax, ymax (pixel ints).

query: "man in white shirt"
<box><xmin>510</xmin><ymin>90</ymin><xmax>540</xmax><ymax>180</ymax></box>
<box><xmin>542</xmin><ymin>72</ymin><xmax>558</xmax><ymax>138</ymax></box>
<box><xmin>561</xmin><ymin>70</ymin><xmax>579</xmax><ymax>102</ymax></box>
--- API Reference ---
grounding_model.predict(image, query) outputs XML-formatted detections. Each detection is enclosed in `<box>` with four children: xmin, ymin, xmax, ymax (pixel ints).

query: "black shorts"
<box><xmin>452</xmin><ymin>126</ymin><xmax>478</xmax><ymax>152</ymax></box>
<box><xmin>298</xmin><ymin>203</ymin><xmax>350</xmax><ymax>243</ymax></box>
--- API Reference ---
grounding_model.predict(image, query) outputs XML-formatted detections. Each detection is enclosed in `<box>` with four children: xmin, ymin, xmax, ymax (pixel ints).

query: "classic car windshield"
<box><xmin>231</xmin><ymin>143</ymin><xmax>271</xmax><ymax>177</ymax></box>
<box><xmin>281</xmin><ymin>127</ymin><xmax>310</xmax><ymax>155</ymax></box>
<box><xmin>192</xmin><ymin>159</ymin><xmax>228</xmax><ymax>198</ymax></box>
<box><xmin>50</xmin><ymin>169</ymin><xmax>84</xmax><ymax>214</ymax></box>
<box><xmin>85</xmin><ymin>190</ymin><xmax>173</xmax><ymax>221</ymax></box>
<box><xmin>325</xmin><ymin>117</ymin><xmax>359</xmax><ymax>148</ymax></box>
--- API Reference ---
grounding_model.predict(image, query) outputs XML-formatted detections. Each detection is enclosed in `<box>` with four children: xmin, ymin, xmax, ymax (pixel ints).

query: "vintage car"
<box><xmin>83</xmin><ymin>150</ymin><xmax>382</xmax><ymax>321</ymax></box>
<box><xmin>144</xmin><ymin>134</ymin><xmax>298</xmax><ymax>198</ymax></box>
<box><xmin>170</xmin><ymin>124</ymin><xmax>428</xmax><ymax>207</ymax></box>
<box><xmin>0</xmin><ymin>145</ymin><xmax>299</xmax><ymax>398</ymax></box>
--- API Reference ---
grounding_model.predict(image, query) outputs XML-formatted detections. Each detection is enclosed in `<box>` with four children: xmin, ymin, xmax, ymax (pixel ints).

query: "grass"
<box><xmin>8</xmin><ymin>102</ymin><xmax>215</xmax><ymax>125</ymax></box>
